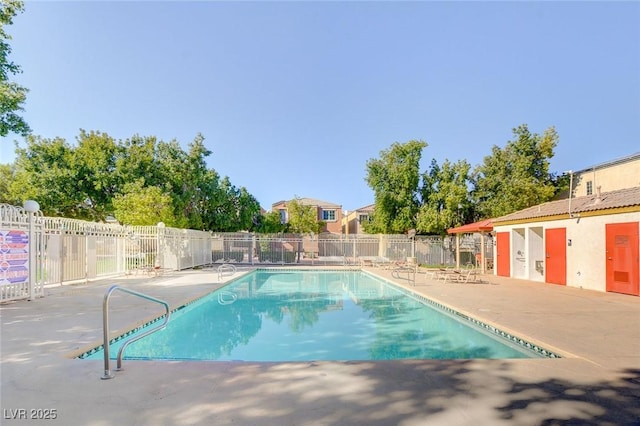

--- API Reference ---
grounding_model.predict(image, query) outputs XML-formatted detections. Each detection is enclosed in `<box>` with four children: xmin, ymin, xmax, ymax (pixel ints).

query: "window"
<box><xmin>279</xmin><ymin>209</ymin><xmax>287</xmax><ymax>223</ymax></box>
<box><xmin>322</xmin><ymin>209</ymin><xmax>336</xmax><ymax>221</ymax></box>
<box><xmin>586</xmin><ymin>181</ymin><xmax>593</xmax><ymax>196</ymax></box>
<box><xmin>358</xmin><ymin>214</ymin><xmax>369</xmax><ymax>223</ymax></box>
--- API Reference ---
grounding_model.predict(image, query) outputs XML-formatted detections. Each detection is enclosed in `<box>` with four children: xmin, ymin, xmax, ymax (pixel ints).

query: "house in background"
<box><xmin>492</xmin><ymin>153</ymin><xmax>640</xmax><ymax>296</ymax></box>
<box><xmin>272</xmin><ymin>197</ymin><xmax>343</xmax><ymax>234</ymax></box>
<box><xmin>570</xmin><ymin>151</ymin><xmax>640</xmax><ymax>197</ymax></box>
<box><xmin>342</xmin><ymin>204</ymin><xmax>374</xmax><ymax>235</ymax></box>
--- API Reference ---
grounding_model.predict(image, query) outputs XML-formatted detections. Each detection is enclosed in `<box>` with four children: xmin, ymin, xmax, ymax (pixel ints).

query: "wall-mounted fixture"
<box><xmin>568</xmin><ymin>239</ymin><xmax>572</xmax><ymax>246</ymax></box>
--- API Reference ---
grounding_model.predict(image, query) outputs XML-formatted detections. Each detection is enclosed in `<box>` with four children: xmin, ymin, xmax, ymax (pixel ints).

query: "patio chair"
<box><xmin>423</xmin><ymin>268</ymin><xmax>440</xmax><ymax>280</ymax></box>
<box><xmin>373</xmin><ymin>257</ymin><xmax>393</xmax><ymax>268</ymax></box>
<box><xmin>454</xmin><ymin>268</ymin><xmax>480</xmax><ymax>284</ymax></box>
<box><xmin>361</xmin><ymin>258</ymin><xmax>374</xmax><ymax>268</ymax></box>
<box><xmin>438</xmin><ymin>266</ymin><xmax>456</xmax><ymax>282</ymax></box>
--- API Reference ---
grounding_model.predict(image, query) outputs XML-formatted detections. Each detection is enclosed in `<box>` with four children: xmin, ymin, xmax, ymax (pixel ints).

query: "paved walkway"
<box><xmin>1</xmin><ymin>267</ymin><xmax>639</xmax><ymax>425</ymax></box>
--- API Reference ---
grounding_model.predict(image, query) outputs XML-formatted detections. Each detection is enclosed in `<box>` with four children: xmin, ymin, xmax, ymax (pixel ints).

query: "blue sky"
<box><xmin>1</xmin><ymin>1</ymin><xmax>639</xmax><ymax>212</ymax></box>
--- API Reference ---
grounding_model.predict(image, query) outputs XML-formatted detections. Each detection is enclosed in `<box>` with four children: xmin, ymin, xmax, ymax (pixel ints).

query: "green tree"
<box><xmin>10</xmin><ymin>135</ymin><xmax>80</xmax><ymax>217</ymax></box>
<box><xmin>235</xmin><ymin>186</ymin><xmax>261</xmax><ymax>231</ymax></box>
<box><xmin>9</xmin><ymin>130</ymin><xmax>262</xmax><ymax>228</ymax></box>
<box><xmin>72</xmin><ymin>130</ymin><xmax>119</xmax><ymax>221</ymax></box>
<box><xmin>471</xmin><ymin>124</ymin><xmax>558</xmax><ymax>218</ymax></box>
<box><xmin>115</xmin><ymin>134</ymin><xmax>162</xmax><ymax>190</ymax></box>
<box><xmin>0</xmin><ymin>0</ymin><xmax>29</xmax><ymax>137</ymax></box>
<box><xmin>416</xmin><ymin>158</ymin><xmax>471</xmax><ymax>235</ymax></box>
<box><xmin>364</xmin><ymin>140</ymin><xmax>427</xmax><ymax>234</ymax></box>
<box><xmin>204</xmin><ymin>177</ymin><xmax>261</xmax><ymax>232</ymax></box>
<box><xmin>286</xmin><ymin>197</ymin><xmax>323</xmax><ymax>234</ymax></box>
<box><xmin>0</xmin><ymin>162</ymin><xmax>16</xmax><ymax>203</ymax></box>
<box><xmin>112</xmin><ymin>179</ymin><xmax>176</xmax><ymax>226</ymax></box>
<box><xmin>169</xmin><ymin>134</ymin><xmax>211</xmax><ymax>229</ymax></box>
<box><xmin>255</xmin><ymin>210</ymin><xmax>287</xmax><ymax>234</ymax></box>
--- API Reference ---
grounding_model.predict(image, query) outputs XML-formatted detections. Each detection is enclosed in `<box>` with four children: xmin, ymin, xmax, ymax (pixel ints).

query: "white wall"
<box><xmin>494</xmin><ymin>212</ymin><xmax>640</xmax><ymax>293</ymax></box>
<box><xmin>528</xmin><ymin>227</ymin><xmax>545</xmax><ymax>282</ymax></box>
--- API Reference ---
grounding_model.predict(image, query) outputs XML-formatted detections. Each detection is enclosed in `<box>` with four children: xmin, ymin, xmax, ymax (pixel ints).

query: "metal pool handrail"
<box><xmin>218</xmin><ymin>263</ymin><xmax>237</xmax><ymax>280</ymax></box>
<box><xmin>101</xmin><ymin>285</ymin><xmax>171</xmax><ymax>380</ymax></box>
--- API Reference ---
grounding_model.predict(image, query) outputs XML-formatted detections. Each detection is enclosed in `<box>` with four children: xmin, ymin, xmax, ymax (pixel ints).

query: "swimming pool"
<box><xmin>82</xmin><ymin>269</ymin><xmax>558</xmax><ymax>362</ymax></box>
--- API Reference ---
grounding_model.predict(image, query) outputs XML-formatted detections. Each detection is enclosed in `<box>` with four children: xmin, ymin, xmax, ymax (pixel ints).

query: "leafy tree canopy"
<box><xmin>416</xmin><ymin>158</ymin><xmax>471</xmax><ymax>235</ymax></box>
<box><xmin>112</xmin><ymin>179</ymin><xmax>177</xmax><ymax>226</ymax></box>
<box><xmin>363</xmin><ymin>124</ymin><xmax>559</xmax><ymax>235</ymax></box>
<box><xmin>0</xmin><ymin>0</ymin><xmax>29</xmax><ymax>137</ymax></box>
<box><xmin>254</xmin><ymin>210</ymin><xmax>287</xmax><ymax>234</ymax></box>
<box><xmin>286</xmin><ymin>197</ymin><xmax>323</xmax><ymax>234</ymax></box>
<box><xmin>471</xmin><ymin>124</ymin><xmax>559</xmax><ymax>218</ymax></box>
<box><xmin>5</xmin><ymin>130</ymin><xmax>261</xmax><ymax>231</ymax></box>
<box><xmin>0</xmin><ymin>162</ymin><xmax>15</xmax><ymax>204</ymax></box>
<box><xmin>364</xmin><ymin>140</ymin><xmax>426</xmax><ymax>234</ymax></box>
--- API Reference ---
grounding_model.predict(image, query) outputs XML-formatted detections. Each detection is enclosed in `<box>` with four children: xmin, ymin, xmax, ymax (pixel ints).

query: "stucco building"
<box><xmin>492</xmin><ymin>153</ymin><xmax>640</xmax><ymax>296</ymax></box>
<box><xmin>342</xmin><ymin>204</ymin><xmax>374</xmax><ymax>235</ymax></box>
<box><xmin>272</xmin><ymin>197</ymin><xmax>343</xmax><ymax>234</ymax></box>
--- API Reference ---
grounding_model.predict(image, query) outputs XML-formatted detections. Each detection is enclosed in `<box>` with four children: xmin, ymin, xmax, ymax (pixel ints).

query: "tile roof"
<box><xmin>493</xmin><ymin>186</ymin><xmax>640</xmax><ymax>224</ymax></box>
<box><xmin>299</xmin><ymin>198</ymin><xmax>341</xmax><ymax>208</ymax></box>
<box><xmin>272</xmin><ymin>197</ymin><xmax>341</xmax><ymax>208</ymax></box>
<box><xmin>354</xmin><ymin>204</ymin><xmax>375</xmax><ymax>212</ymax></box>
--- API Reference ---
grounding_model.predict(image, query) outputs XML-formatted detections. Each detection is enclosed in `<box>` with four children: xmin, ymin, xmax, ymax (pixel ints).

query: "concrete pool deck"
<box><xmin>1</xmin><ymin>267</ymin><xmax>639</xmax><ymax>425</ymax></box>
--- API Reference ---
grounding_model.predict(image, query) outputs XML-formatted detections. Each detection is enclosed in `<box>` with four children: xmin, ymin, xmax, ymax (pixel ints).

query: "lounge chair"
<box><xmin>452</xmin><ymin>268</ymin><xmax>480</xmax><ymax>284</ymax></box>
<box><xmin>361</xmin><ymin>258</ymin><xmax>374</xmax><ymax>268</ymax></box>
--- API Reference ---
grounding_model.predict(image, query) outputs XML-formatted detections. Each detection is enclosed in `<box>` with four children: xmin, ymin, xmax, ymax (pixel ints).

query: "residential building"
<box><xmin>492</xmin><ymin>180</ymin><xmax>640</xmax><ymax>296</ymax></box>
<box><xmin>272</xmin><ymin>197</ymin><xmax>343</xmax><ymax>234</ymax></box>
<box><xmin>491</xmin><ymin>152</ymin><xmax>640</xmax><ymax>296</ymax></box>
<box><xmin>569</xmin><ymin>151</ymin><xmax>640</xmax><ymax>197</ymax></box>
<box><xmin>342</xmin><ymin>204</ymin><xmax>374</xmax><ymax>235</ymax></box>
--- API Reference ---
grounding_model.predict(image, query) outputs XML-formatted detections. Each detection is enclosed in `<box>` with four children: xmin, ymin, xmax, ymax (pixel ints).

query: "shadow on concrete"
<box><xmin>496</xmin><ymin>368</ymin><xmax>640</xmax><ymax>425</ymax></box>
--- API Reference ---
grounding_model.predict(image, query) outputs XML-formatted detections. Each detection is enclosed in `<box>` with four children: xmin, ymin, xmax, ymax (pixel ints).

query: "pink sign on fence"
<box><xmin>0</xmin><ymin>229</ymin><xmax>29</xmax><ymax>286</ymax></box>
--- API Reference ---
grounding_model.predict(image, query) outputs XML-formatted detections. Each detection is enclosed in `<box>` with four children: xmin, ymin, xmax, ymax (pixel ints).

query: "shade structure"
<box><xmin>447</xmin><ymin>219</ymin><xmax>493</xmax><ymax>234</ymax></box>
<box><xmin>446</xmin><ymin>219</ymin><xmax>493</xmax><ymax>273</ymax></box>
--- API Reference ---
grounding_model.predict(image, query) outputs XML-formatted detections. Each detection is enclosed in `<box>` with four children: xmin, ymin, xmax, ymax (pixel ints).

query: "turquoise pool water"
<box><xmin>82</xmin><ymin>270</ymin><xmax>555</xmax><ymax>362</ymax></box>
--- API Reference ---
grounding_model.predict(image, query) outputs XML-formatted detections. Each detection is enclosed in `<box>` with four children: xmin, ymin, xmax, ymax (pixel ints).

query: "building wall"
<box><xmin>342</xmin><ymin>209</ymin><xmax>372</xmax><ymax>235</ymax></box>
<box><xmin>272</xmin><ymin>200</ymin><xmax>343</xmax><ymax>234</ymax></box>
<box><xmin>573</xmin><ymin>157</ymin><xmax>640</xmax><ymax>197</ymax></box>
<box><xmin>320</xmin><ymin>207</ymin><xmax>343</xmax><ymax>234</ymax></box>
<box><xmin>493</xmin><ymin>212</ymin><xmax>640</xmax><ymax>293</ymax></box>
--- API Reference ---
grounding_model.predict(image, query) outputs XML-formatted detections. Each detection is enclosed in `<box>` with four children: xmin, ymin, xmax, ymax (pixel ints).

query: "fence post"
<box><xmin>157</xmin><ymin>222</ymin><xmax>165</xmax><ymax>269</ymax></box>
<box><xmin>23</xmin><ymin>200</ymin><xmax>40</xmax><ymax>300</ymax></box>
<box><xmin>251</xmin><ymin>234</ymin><xmax>256</xmax><ymax>265</ymax></box>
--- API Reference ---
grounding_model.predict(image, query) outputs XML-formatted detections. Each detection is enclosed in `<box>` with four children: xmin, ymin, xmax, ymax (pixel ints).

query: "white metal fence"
<box><xmin>1</xmin><ymin>202</ymin><xmax>493</xmax><ymax>302</ymax></box>
<box><xmin>0</xmin><ymin>203</ymin><xmax>44</xmax><ymax>302</ymax></box>
<box><xmin>209</xmin><ymin>232</ymin><xmax>490</xmax><ymax>267</ymax></box>
<box><xmin>0</xmin><ymin>203</ymin><xmax>215</xmax><ymax>302</ymax></box>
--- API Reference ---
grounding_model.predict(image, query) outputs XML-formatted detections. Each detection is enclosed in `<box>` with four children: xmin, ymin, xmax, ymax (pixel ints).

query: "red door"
<box><xmin>606</xmin><ymin>222</ymin><xmax>639</xmax><ymax>296</ymax></box>
<box><xmin>545</xmin><ymin>228</ymin><xmax>567</xmax><ymax>285</ymax></box>
<box><xmin>496</xmin><ymin>232</ymin><xmax>510</xmax><ymax>277</ymax></box>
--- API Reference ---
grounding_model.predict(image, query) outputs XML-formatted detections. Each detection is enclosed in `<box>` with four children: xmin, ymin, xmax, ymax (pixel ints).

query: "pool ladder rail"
<box><xmin>217</xmin><ymin>263</ymin><xmax>237</xmax><ymax>280</ymax></box>
<box><xmin>101</xmin><ymin>285</ymin><xmax>171</xmax><ymax>380</ymax></box>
